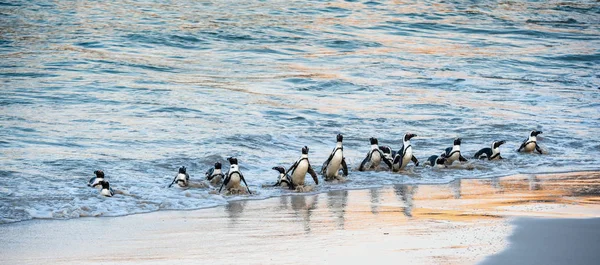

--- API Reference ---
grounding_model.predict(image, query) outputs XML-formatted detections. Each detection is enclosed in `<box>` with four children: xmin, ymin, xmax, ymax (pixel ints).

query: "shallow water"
<box><xmin>1</xmin><ymin>0</ymin><xmax>599</xmax><ymax>224</ymax></box>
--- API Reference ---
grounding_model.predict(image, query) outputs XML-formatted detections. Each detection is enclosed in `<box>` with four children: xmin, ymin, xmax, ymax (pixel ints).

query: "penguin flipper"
<box><xmin>205</xmin><ymin>167</ymin><xmax>215</xmax><ymax>179</ymax></box>
<box><xmin>321</xmin><ymin>149</ymin><xmax>335</xmax><ymax>175</ymax></box>
<box><xmin>379</xmin><ymin>150</ymin><xmax>393</xmax><ymax>169</ymax></box>
<box><xmin>392</xmin><ymin>154</ymin><xmax>401</xmax><ymax>171</ymax></box>
<box><xmin>358</xmin><ymin>154</ymin><xmax>370</xmax><ymax>171</ymax></box>
<box><xmin>219</xmin><ymin>174</ymin><xmax>231</xmax><ymax>193</ymax></box>
<box><xmin>168</xmin><ymin>175</ymin><xmax>178</xmax><ymax>188</ymax></box>
<box><xmin>307</xmin><ymin>165</ymin><xmax>319</xmax><ymax>185</ymax></box>
<box><xmin>459</xmin><ymin>154</ymin><xmax>468</xmax><ymax>162</ymax></box>
<box><xmin>239</xmin><ymin>173</ymin><xmax>251</xmax><ymax>194</ymax></box>
<box><xmin>444</xmin><ymin>147</ymin><xmax>453</xmax><ymax>157</ymax></box>
<box><xmin>426</xmin><ymin>155</ymin><xmax>437</xmax><ymax>166</ymax></box>
<box><xmin>535</xmin><ymin>144</ymin><xmax>543</xmax><ymax>154</ymax></box>
<box><xmin>411</xmin><ymin>155</ymin><xmax>419</xmax><ymax>166</ymax></box>
<box><xmin>341</xmin><ymin>158</ymin><xmax>348</xmax><ymax>176</ymax></box>
<box><xmin>88</xmin><ymin>177</ymin><xmax>96</xmax><ymax>186</ymax></box>
<box><xmin>517</xmin><ymin>140</ymin><xmax>527</xmax><ymax>152</ymax></box>
<box><xmin>474</xmin><ymin>148</ymin><xmax>492</xmax><ymax>159</ymax></box>
<box><xmin>186</xmin><ymin>173</ymin><xmax>190</xmax><ymax>181</ymax></box>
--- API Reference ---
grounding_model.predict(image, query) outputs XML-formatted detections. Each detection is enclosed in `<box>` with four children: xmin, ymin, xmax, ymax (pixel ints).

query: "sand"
<box><xmin>1</xmin><ymin>171</ymin><xmax>599</xmax><ymax>265</ymax></box>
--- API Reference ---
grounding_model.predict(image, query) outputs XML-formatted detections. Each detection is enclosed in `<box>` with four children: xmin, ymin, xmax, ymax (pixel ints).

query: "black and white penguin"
<box><xmin>88</xmin><ymin>170</ymin><xmax>105</xmax><ymax>189</ymax></box>
<box><xmin>168</xmin><ymin>166</ymin><xmax>190</xmax><ymax>188</ymax></box>
<box><xmin>391</xmin><ymin>133</ymin><xmax>419</xmax><ymax>172</ymax></box>
<box><xmin>321</xmin><ymin>134</ymin><xmax>348</xmax><ymax>181</ymax></box>
<box><xmin>378</xmin><ymin>145</ymin><xmax>396</xmax><ymax>162</ymax></box>
<box><xmin>359</xmin><ymin>137</ymin><xmax>393</xmax><ymax>171</ymax></box>
<box><xmin>474</xmin><ymin>140</ymin><xmax>506</xmax><ymax>160</ymax></box>
<box><xmin>443</xmin><ymin>138</ymin><xmax>468</xmax><ymax>164</ymax></box>
<box><xmin>517</xmin><ymin>130</ymin><xmax>543</xmax><ymax>154</ymax></box>
<box><xmin>219</xmin><ymin>157</ymin><xmax>251</xmax><ymax>194</ymax></box>
<box><xmin>272</xmin><ymin>166</ymin><xmax>292</xmax><ymax>188</ymax></box>
<box><xmin>284</xmin><ymin>146</ymin><xmax>319</xmax><ymax>189</ymax></box>
<box><xmin>205</xmin><ymin>162</ymin><xmax>225</xmax><ymax>185</ymax></box>
<box><xmin>100</xmin><ymin>181</ymin><xmax>114</xmax><ymax>197</ymax></box>
<box><xmin>424</xmin><ymin>155</ymin><xmax>447</xmax><ymax>168</ymax></box>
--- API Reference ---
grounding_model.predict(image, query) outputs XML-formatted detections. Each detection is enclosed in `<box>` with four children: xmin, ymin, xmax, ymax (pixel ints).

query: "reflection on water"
<box><xmin>327</xmin><ymin>190</ymin><xmax>348</xmax><ymax>229</ymax></box>
<box><xmin>369</xmin><ymin>188</ymin><xmax>380</xmax><ymax>215</ymax></box>
<box><xmin>225</xmin><ymin>200</ymin><xmax>247</xmax><ymax>228</ymax></box>
<box><xmin>290</xmin><ymin>195</ymin><xmax>318</xmax><ymax>234</ymax></box>
<box><xmin>450</xmin><ymin>179</ymin><xmax>462</xmax><ymax>199</ymax></box>
<box><xmin>393</xmin><ymin>185</ymin><xmax>417</xmax><ymax>217</ymax></box>
<box><xmin>528</xmin><ymin>175</ymin><xmax>541</xmax><ymax>191</ymax></box>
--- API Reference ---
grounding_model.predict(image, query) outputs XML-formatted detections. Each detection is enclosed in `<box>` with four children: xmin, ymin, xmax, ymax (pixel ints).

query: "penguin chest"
<box><xmin>523</xmin><ymin>142</ymin><xmax>536</xmax><ymax>152</ymax></box>
<box><xmin>371</xmin><ymin>151</ymin><xmax>381</xmax><ymax>167</ymax></box>
<box><xmin>101</xmin><ymin>189</ymin><xmax>112</xmax><ymax>197</ymax></box>
<box><xmin>291</xmin><ymin>161</ymin><xmax>309</xmax><ymax>185</ymax></box>
<box><xmin>401</xmin><ymin>147</ymin><xmax>413</xmax><ymax>169</ymax></box>
<box><xmin>209</xmin><ymin>174</ymin><xmax>222</xmax><ymax>185</ymax></box>
<box><xmin>227</xmin><ymin>173</ymin><xmax>241</xmax><ymax>188</ymax></box>
<box><xmin>448</xmin><ymin>151</ymin><xmax>460</xmax><ymax>163</ymax></box>
<box><xmin>176</xmin><ymin>173</ymin><xmax>188</xmax><ymax>187</ymax></box>
<box><xmin>326</xmin><ymin>151</ymin><xmax>343</xmax><ymax>177</ymax></box>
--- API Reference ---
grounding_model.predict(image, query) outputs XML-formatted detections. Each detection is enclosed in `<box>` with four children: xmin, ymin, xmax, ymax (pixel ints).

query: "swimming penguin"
<box><xmin>359</xmin><ymin>137</ymin><xmax>393</xmax><ymax>171</ymax></box>
<box><xmin>517</xmin><ymin>130</ymin><xmax>543</xmax><ymax>154</ymax></box>
<box><xmin>443</xmin><ymin>138</ymin><xmax>468</xmax><ymax>164</ymax></box>
<box><xmin>272</xmin><ymin>166</ymin><xmax>292</xmax><ymax>188</ymax></box>
<box><xmin>424</xmin><ymin>155</ymin><xmax>447</xmax><ymax>168</ymax></box>
<box><xmin>219</xmin><ymin>157</ymin><xmax>251</xmax><ymax>194</ymax></box>
<box><xmin>100</xmin><ymin>181</ymin><xmax>114</xmax><ymax>197</ymax></box>
<box><xmin>168</xmin><ymin>166</ymin><xmax>190</xmax><ymax>188</ymax></box>
<box><xmin>320</xmin><ymin>134</ymin><xmax>348</xmax><ymax>181</ymax></box>
<box><xmin>284</xmin><ymin>146</ymin><xmax>319</xmax><ymax>190</ymax></box>
<box><xmin>88</xmin><ymin>170</ymin><xmax>105</xmax><ymax>188</ymax></box>
<box><xmin>205</xmin><ymin>162</ymin><xmax>225</xmax><ymax>185</ymax></box>
<box><xmin>474</xmin><ymin>140</ymin><xmax>506</xmax><ymax>160</ymax></box>
<box><xmin>391</xmin><ymin>133</ymin><xmax>419</xmax><ymax>172</ymax></box>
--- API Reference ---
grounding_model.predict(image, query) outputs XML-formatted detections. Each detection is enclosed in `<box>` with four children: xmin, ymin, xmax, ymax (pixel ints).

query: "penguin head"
<box><xmin>228</xmin><ymin>157</ymin><xmax>238</xmax><ymax>165</ymax></box>
<box><xmin>453</xmin><ymin>138</ymin><xmax>462</xmax><ymax>146</ymax></box>
<box><xmin>436</xmin><ymin>156</ymin><xmax>447</xmax><ymax>165</ymax></box>
<box><xmin>301</xmin><ymin>146</ymin><xmax>309</xmax><ymax>155</ymax></box>
<box><xmin>214</xmin><ymin>162</ymin><xmax>222</xmax><ymax>170</ymax></box>
<box><xmin>101</xmin><ymin>181</ymin><xmax>110</xmax><ymax>189</ymax></box>
<box><xmin>492</xmin><ymin>140</ymin><xmax>506</xmax><ymax>149</ymax></box>
<box><xmin>94</xmin><ymin>170</ymin><xmax>105</xmax><ymax>178</ymax></box>
<box><xmin>178</xmin><ymin>166</ymin><xmax>187</xmax><ymax>174</ymax></box>
<box><xmin>370</xmin><ymin>137</ymin><xmax>378</xmax><ymax>145</ymax></box>
<box><xmin>404</xmin><ymin>133</ymin><xmax>417</xmax><ymax>141</ymax></box>
<box><xmin>530</xmin><ymin>130</ymin><xmax>543</xmax><ymax>137</ymax></box>
<box><xmin>336</xmin><ymin>134</ymin><xmax>343</xmax><ymax>142</ymax></box>
<box><xmin>272</xmin><ymin>166</ymin><xmax>286</xmax><ymax>174</ymax></box>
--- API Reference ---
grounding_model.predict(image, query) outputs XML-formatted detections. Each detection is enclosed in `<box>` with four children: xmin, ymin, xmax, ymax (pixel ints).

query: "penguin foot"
<box><xmin>294</xmin><ymin>185</ymin><xmax>314</xmax><ymax>193</ymax></box>
<box><xmin>226</xmin><ymin>187</ymin><xmax>249</xmax><ymax>195</ymax></box>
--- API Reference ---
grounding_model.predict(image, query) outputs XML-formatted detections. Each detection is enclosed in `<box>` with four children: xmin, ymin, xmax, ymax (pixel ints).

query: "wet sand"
<box><xmin>1</xmin><ymin>171</ymin><xmax>599</xmax><ymax>265</ymax></box>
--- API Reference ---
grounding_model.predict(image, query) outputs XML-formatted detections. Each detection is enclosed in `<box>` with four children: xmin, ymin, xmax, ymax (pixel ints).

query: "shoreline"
<box><xmin>1</xmin><ymin>171</ymin><xmax>599</xmax><ymax>264</ymax></box>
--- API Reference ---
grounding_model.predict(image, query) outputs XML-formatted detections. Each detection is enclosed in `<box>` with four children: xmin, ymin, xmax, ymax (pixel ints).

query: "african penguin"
<box><xmin>378</xmin><ymin>145</ymin><xmax>396</xmax><ymax>162</ymax></box>
<box><xmin>425</xmin><ymin>155</ymin><xmax>447</xmax><ymax>168</ymax></box>
<box><xmin>219</xmin><ymin>157</ymin><xmax>251</xmax><ymax>194</ymax></box>
<box><xmin>100</xmin><ymin>181</ymin><xmax>114</xmax><ymax>197</ymax></box>
<box><xmin>359</xmin><ymin>137</ymin><xmax>393</xmax><ymax>171</ymax></box>
<box><xmin>443</xmin><ymin>138</ymin><xmax>468</xmax><ymax>165</ymax></box>
<box><xmin>474</xmin><ymin>140</ymin><xmax>506</xmax><ymax>160</ymax></box>
<box><xmin>284</xmin><ymin>146</ymin><xmax>319</xmax><ymax>189</ymax></box>
<box><xmin>88</xmin><ymin>170</ymin><xmax>105</xmax><ymax>189</ymax></box>
<box><xmin>205</xmin><ymin>162</ymin><xmax>225</xmax><ymax>185</ymax></box>
<box><xmin>321</xmin><ymin>134</ymin><xmax>348</xmax><ymax>181</ymax></box>
<box><xmin>517</xmin><ymin>130</ymin><xmax>543</xmax><ymax>154</ymax></box>
<box><xmin>392</xmin><ymin>133</ymin><xmax>419</xmax><ymax>172</ymax></box>
<box><xmin>272</xmin><ymin>166</ymin><xmax>292</xmax><ymax>187</ymax></box>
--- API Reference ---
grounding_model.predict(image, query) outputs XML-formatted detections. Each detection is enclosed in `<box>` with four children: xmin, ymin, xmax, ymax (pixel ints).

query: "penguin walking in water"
<box><xmin>205</xmin><ymin>162</ymin><xmax>225</xmax><ymax>185</ymax></box>
<box><xmin>359</xmin><ymin>137</ymin><xmax>393</xmax><ymax>171</ymax></box>
<box><xmin>517</xmin><ymin>130</ymin><xmax>543</xmax><ymax>154</ymax></box>
<box><xmin>88</xmin><ymin>170</ymin><xmax>105</xmax><ymax>188</ymax></box>
<box><xmin>272</xmin><ymin>166</ymin><xmax>292</xmax><ymax>188</ymax></box>
<box><xmin>168</xmin><ymin>166</ymin><xmax>190</xmax><ymax>188</ymax></box>
<box><xmin>424</xmin><ymin>154</ymin><xmax>448</xmax><ymax>168</ymax></box>
<box><xmin>443</xmin><ymin>138</ymin><xmax>468</xmax><ymax>165</ymax></box>
<box><xmin>321</xmin><ymin>134</ymin><xmax>348</xmax><ymax>181</ymax></box>
<box><xmin>391</xmin><ymin>133</ymin><xmax>419</xmax><ymax>172</ymax></box>
<box><xmin>100</xmin><ymin>181</ymin><xmax>114</xmax><ymax>197</ymax></box>
<box><xmin>474</xmin><ymin>140</ymin><xmax>506</xmax><ymax>160</ymax></box>
<box><xmin>284</xmin><ymin>146</ymin><xmax>319</xmax><ymax>191</ymax></box>
<box><xmin>378</xmin><ymin>145</ymin><xmax>396</xmax><ymax>162</ymax></box>
<box><xmin>219</xmin><ymin>157</ymin><xmax>251</xmax><ymax>194</ymax></box>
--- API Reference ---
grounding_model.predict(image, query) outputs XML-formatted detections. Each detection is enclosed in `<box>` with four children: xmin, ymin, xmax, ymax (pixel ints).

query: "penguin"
<box><xmin>100</xmin><ymin>181</ymin><xmax>114</xmax><ymax>197</ymax></box>
<box><xmin>424</xmin><ymin>155</ymin><xmax>447</xmax><ymax>168</ymax></box>
<box><xmin>272</xmin><ymin>166</ymin><xmax>292</xmax><ymax>188</ymax></box>
<box><xmin>359</xmin><ymin>137</ymin><xmax>393</xmax><ymax>171</ymax></box>
<box><xmin>443</xmin><ymin>138</ymin><xmax>468</xmax><ymax>164</ymax></box>
<box><xmin>168</xmin><ymin>166</ymin><xmax>190</xmax><ymax>188</ymax></box>
<box><xmin>474</xmin><ymin>140</ymin><xmax>506</xmax><ymax>160</ymax></box>
<box><xmin>88</xmin><ymin>170</ymin><xmax>105</xmax><ymax>189</ymax></box>
<box><xmin>205</xmin><ymin>162</ymin><xmax>225</xmax><ymax>185</ymax></box>
<box><xmin>517</xmin><ymin>130</ymin><xmax>543</xmax><ymax>154</ymax></box>
<box><xmin>391</xmin><ymin>133</ymin><xmax>419</xmax><ymax>172</ymax></box>
<box><xmin>284</xmin><ymin>146</ymin><xmax>319</xmax><ymax>189</ymax></box>
<box><xmin>320</xmin><ymin>134</ymin><xmax>348</xmax><ymax>181</ymax></box>
<box><xmin>219</xmin><ymin>157</ymin><xmax>251</xmax><ymax>194</ymax></box>
<box><xmin>378</xmin><ymin>145</ymin><xmax>396</xmax><ymax>162</ymax></box>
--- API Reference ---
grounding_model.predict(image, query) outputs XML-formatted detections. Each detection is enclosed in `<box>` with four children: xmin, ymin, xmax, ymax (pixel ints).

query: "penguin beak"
<box><xmin>498</xmin><ymin>140</ymin><xmax>506</xmax><ymax>146</ymax></box>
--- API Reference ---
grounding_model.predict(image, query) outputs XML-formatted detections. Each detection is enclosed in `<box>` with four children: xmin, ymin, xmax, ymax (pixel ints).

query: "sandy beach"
<box><xmin>1</xmin><ymin>171</ymin><xmax>599</xmax><ymax>265</ymax></box>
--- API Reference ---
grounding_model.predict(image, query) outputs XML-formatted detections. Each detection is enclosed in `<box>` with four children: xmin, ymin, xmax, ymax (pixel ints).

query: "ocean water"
<box><xmin>1</xmin><ymin>0</ymin><xmax>599</xmax><ymax>224</ymax></box>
